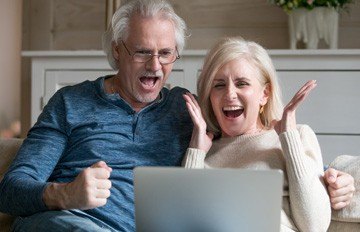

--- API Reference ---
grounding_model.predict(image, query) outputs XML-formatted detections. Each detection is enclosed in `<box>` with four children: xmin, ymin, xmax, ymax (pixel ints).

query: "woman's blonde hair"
<box><xmin>197</xmin><ymin>37</ymin><xmax>283</xmax><ymax>137</ymax></box>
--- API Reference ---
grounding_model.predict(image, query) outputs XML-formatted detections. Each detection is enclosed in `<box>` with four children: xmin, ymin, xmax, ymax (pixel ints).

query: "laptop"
<box><xmin>134</xmin><ymin>167</ymin><xmax>283</xmax><ymax>232</ymax></box>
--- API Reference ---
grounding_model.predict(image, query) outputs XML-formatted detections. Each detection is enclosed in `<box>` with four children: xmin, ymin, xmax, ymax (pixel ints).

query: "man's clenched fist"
<box><xmin>43</xmin><ymin>161</ymin><xmax>112</xmax><ymax>210</ymax></box>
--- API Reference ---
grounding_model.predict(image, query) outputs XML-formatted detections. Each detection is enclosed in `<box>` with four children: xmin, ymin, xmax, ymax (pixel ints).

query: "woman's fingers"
<box><xmin>277</xmin><ymin>80</ymin><xmax>317</xmax><ymax>134</ymax></box>
<box><xmin>184</xmin><ymin>93</ymin><xmax>201</xmax><ymax>117</ymax></box>
<box><xmin>183</xmin><ymin>93</ymin><xmax>206</xmax><ymax>129</ymax></box>
<box><xmin>288</xmin><ymin>81</ymin><xmax>315</xmax><ymax>107</ymax></box>
<box><xmin>183</xmin><ymin>93</ymin><xmax>213</xmax><ymax>152</ymax></box>
<box><xmin>186</xmin><ymin>92</ymin><xmax>201</xmax><ymax>109</ymax></box>
<box><xmin>183</xmin><ymin>94</ymin><xmax>197</xmax><ymax>121</ymax></box>
<box><xmin>285</xmin><ymin>80</ymin><xmax>317</xmax><ymax>112</ymax></box>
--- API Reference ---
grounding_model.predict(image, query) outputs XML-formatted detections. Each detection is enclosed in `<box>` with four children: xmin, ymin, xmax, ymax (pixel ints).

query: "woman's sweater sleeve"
<box><xmin>279</xmin><ymin>125</ymin><xmax>331</xmax><ymax>232</ymax></box>
<box><xmin>182</xmin><ymin>148</ymin><xmax>207</xmax><ymax>168</ymax></box>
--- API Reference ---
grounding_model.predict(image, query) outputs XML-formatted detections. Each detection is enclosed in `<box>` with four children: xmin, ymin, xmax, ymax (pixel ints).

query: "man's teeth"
<box><xmin>223</xmin><ymin>106</ymin><xmax>243</xmax><ymax>111</ymax></box>
<box><xmin>140</xmin><ymin>76</ymin><xmax>158</xmax><ymax>86</ymax></box>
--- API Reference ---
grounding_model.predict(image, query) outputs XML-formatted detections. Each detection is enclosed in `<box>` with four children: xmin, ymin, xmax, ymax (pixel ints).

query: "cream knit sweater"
<box><xmin>183</xmin><ymin>125</ymin><xmax>331</xmax><ymax>232</ymax></box>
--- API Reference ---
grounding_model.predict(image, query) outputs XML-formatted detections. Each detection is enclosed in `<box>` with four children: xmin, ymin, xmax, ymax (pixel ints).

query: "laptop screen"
<box><xmin>134</xmin><ymin>167</ymin><xmax>283</xmax><ymax>232</ymax></box>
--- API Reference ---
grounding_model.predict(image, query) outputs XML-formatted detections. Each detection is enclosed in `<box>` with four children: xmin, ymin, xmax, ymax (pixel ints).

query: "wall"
<box><xmin>0</xmin><ymin>0</ymin><xmax>22</xmax><ymax>137</ymax></box>
<box><xmin>20</xmin><ymin>0</ymin><xmax>106</xmax><ymax>135</ymax></box>
<box><xmin>23</xmin><ymin>0</ymin><xmax>360</xmax><ymax>51</ymax></box>
<box><xmin>19</xmin><ymin>0</ymin><xmax>360</xmax><ymax>134</ymax></box>
<box><xmin>22</xmin><ymin>0</ymin><xmax>105</xmax><ymax>51</ymax></box>
<box><xmin>173</xmin><ymin>0</ymin><xmax>360</xmax><ymax>49</ymax></box>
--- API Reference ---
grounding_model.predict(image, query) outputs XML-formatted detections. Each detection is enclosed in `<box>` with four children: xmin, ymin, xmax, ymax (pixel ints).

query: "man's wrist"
<box><xmin>43</xmin><ymin>182</ymin><xmax>68</xmax><ymax>210</ymax></box>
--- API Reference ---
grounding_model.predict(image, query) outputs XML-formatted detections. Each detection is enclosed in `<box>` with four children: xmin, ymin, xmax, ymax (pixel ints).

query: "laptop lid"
<box><xmin>134</xmin><ymin>167</ymin><xmax>283</xmax><ymax>232</ymax></box>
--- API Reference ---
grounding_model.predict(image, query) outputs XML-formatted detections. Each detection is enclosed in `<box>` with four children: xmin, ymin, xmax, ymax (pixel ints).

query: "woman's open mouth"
<box><xmin>222</xmin><ymin>106</ymin><xmax>244</xmax><ymax>118</ymax></box>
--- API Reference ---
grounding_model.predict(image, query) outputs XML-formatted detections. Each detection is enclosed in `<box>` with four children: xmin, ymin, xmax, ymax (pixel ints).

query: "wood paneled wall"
<box><xmin>22</xmin><ymin>0</ymin><xmax>360</xmax><ymax>51</ymax></box>
<box><xmin>172</xmin><ymin>0</ymin><xmax>360</xmax><ymax>49</ymax></box>
<box><xmin>19</xmin><ymin>0</ymin><xmax>360</xmax><ymax>135</ymax></box>
<box><xmin>0</xmin><ymin>0</ymin><xmax>22</xmax><ymax>133</ymax></box>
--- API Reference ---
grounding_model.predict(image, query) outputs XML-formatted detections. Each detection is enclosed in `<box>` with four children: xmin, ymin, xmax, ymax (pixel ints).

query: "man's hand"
<box><xmin>43</xmin><ymin>161</ymin><xmax>112</xmax><ymax>210</ymax></box>
<box><xmin>324</xmin><ymin>168</ymin><xmax>355</xmax><ymax>210</ymax></box>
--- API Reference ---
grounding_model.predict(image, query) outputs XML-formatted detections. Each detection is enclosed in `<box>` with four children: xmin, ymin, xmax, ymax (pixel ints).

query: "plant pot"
<box><xmin>288</xmin><ymin>7</ymin><xmax>339</xmax><ymax>49</ymax></box>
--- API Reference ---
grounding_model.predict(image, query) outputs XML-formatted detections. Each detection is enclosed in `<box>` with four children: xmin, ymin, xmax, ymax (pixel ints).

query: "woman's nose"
<box><xmin>225</xmin><ymin>85</ymin><xmax>237</xmax><ymax>100</ymax></box>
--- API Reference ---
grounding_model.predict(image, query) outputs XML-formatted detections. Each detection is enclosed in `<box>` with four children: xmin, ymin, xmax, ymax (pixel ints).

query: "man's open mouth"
<box><xmin>140</xmin><ymin>76</ymin><xmax>159</xmax><ymax>87</ymax></box>
<box><xmin>222</xmin><ymin>106</ymin><xmax>244</xmax><ymax>118</ymax></box>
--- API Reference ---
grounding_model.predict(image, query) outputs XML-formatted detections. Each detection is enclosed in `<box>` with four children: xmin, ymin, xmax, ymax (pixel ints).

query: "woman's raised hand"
<box><xmin>183</xmin><ymin>92</ymin><xmax>214</xmax><ymax>153</ymax></box>
<box><xmin>272</xmin><ymin>80</ymin><xmax>317</xmax><ymax>135</ymax></box>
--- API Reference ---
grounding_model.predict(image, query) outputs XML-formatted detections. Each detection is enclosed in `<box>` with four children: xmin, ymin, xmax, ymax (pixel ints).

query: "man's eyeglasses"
<box><xmin>121</xmin><ymin>41</ymin><xmax>180</xmax><ymax>65</ymax></box>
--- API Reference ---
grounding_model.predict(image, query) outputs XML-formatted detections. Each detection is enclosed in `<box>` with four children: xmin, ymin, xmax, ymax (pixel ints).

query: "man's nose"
<box><xmin>145</xmin><ymin>55</ymin><xmax>162</xmax><ymax>72</ymax></box>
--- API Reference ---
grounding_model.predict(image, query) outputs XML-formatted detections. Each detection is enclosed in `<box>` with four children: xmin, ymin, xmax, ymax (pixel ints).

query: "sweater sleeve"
<box><xmin>182</xmin><ymin>148</ymin><xmax>206</xmax><ymax>168</ymax></box>
<box><xmin>0</xmin><ymin>90</ymin><xmax>68</xmax><ymax>216</ymax></box>
<box><xmin>279</xmin><ymin>125</ymin><xmax>331</xmax><ymax>232</ymax></box>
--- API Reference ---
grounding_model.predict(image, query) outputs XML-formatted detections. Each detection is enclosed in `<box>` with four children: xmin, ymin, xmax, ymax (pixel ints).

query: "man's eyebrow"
<box><xmin>133</xmin><ymin>44</ymin><xmax>175</xmax><ymax>51</ymax></box>
<box><xmin>133</xmin><ymin>46</ymin><xmax>151</xmax><ymax>51</ymax></box>
<box><xmin>159</xmin><ymin>48</ymin><xmax>174</xmax><ymax>52</ymax></box>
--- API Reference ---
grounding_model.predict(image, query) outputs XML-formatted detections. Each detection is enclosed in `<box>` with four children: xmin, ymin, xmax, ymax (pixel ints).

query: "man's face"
<box><xmin>114</xmin><ymin>14</ymin><xmax>177</xmax><ymax>111</ymax></box>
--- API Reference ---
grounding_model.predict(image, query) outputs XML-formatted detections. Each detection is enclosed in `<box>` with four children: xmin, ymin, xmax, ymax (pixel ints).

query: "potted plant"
<box><xmin>270</xmin><ymin>0</ymin><xmax>353</xmax><ymax>13</ymax></box>
<box><xmin>269</xmin><ymin>0</ymin><xmax>353</xmax><ymax>49</ymax></box>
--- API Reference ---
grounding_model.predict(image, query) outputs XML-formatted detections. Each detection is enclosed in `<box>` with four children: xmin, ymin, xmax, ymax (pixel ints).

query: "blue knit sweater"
<box><xmin>0</xmin><ymin>76</ymin><xmax>193</xmax><ymax>231</ymax></box>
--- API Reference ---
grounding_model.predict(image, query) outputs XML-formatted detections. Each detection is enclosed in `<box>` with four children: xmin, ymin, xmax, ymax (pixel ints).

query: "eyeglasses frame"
<box><xmin>120</xmin><ymin>40</ymin><xmax>180</xmax><ymax>65</ymax></box>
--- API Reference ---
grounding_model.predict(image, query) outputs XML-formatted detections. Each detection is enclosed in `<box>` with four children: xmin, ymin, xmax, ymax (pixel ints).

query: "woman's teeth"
<box><xmin>223</xmin><ymin>106</ymin><xmax>243</xmax><ymax>111</ymax></box>
<box><xmin>222</xmin><ymin>106</ymin><xmax>244</xmax><ymax>118</ymax></box>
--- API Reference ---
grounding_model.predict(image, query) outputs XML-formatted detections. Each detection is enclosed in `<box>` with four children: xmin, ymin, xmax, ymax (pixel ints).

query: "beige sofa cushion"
<box><xmin>0</xmin><ymin>138</ymin><xmax>23</xmax><ymax>179</ymax></box>
<box><xmin>329</xmin><ymin>155</ymin><xmax>360</xmax><ymax>223</ymax></box>
<box><xmin>328</xmin><ymin>221</ymin><xmax>360</xmax><ymax>232</ymax></box>
<box><xmin>0</xmin><ymin>138</ymin><xmax>23</xmax><ymax>232</ymax></box>
<box><xmin>0</xmin><ymin>139</ymin><xmax>359</xmax><ymax>231</ymax></box>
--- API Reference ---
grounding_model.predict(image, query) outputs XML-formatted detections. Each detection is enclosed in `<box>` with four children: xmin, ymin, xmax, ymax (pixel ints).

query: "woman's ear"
<box><xmin>260</xmin><ymin>83</ymin><xmax>270</xmax><ymax>105</ymax></box>
<box><xmin>112</xmin><ymin>41</ymin><xmax>120</xmax><ymax>60</ymax></box>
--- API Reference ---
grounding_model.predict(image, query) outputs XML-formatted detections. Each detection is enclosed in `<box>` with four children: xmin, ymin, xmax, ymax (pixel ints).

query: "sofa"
<box><xmin>0</xmin><ymin>138</ymin><xmax>23</xmax><ymax>232</ymax></box>
<box><xmin>0</xmin><ymin>138</ymin><xmax>359</xmax><ymax>231</ymax></box>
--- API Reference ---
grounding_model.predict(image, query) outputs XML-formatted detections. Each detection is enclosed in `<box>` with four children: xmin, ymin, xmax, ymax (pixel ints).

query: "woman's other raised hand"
<box><xmin>272</xmin><ymin>80</ymin><xmax>317</xmax><ymax>134</ymax></box>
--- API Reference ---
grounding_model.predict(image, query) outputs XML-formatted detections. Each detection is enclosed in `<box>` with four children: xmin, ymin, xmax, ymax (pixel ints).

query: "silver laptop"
<box><xmin>134</xmin><ymin>167</ymin><xmax>283</xmax><ymax>232</ymax></box>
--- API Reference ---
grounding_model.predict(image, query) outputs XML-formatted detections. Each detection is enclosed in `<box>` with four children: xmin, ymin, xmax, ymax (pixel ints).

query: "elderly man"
<box><xmin>0</xmin><ymin>0</ymin><xmax>354</xmax><ymax>231</ymax></box>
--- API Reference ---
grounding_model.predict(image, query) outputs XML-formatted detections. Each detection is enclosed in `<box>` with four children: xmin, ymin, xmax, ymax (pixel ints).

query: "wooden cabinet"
<box><xmin>23</xmin><ymin>49</ymin><xmax>360</xmax><ymax>164</ymax></box>
<box><xmin>271</xmin><ymin>50</ymin><xmax>360</xmax><ymax>164</ymax></box>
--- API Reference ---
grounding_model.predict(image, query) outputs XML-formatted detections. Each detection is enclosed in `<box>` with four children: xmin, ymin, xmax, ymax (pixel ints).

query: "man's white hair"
<box><xmin>102</xmin><ymin>0</ymin><xmax>187</xmax><ymax>70</ymax></box>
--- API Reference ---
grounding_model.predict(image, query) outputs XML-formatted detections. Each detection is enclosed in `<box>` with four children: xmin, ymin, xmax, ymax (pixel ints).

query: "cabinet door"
<box><xmin>44</xmin><ymin>70</ymin><xmax>115</xmax><ymax>105</ymax></box>
<box><xmin>277</xmin><ymin>71</ymin><xmax>360</xmax><ymax>163</ymax></box>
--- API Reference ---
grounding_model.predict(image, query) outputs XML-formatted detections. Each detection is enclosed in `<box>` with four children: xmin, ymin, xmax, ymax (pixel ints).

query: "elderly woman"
<box><xmin>182</xmin><ymin>37</ymin><xmax>331</xmax><ymax>231</ymax></box>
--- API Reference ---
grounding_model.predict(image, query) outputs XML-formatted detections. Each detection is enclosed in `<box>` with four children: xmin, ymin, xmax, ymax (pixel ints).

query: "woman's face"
<box><xmin>210</xmin><ymin>57</ymin><xmax>268</xmax><ymax>137</ymax></box>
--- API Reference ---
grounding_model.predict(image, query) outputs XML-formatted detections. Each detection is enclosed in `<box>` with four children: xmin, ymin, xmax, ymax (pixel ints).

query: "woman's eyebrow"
<box><xmin>213</xmin><ymin>78</ymin><xmax>225</xmax><ymax>82</ymax></box>
<box><xmin>234</xmin><ymin>77</ymin><xmax>250</xmax><ymax>81</ymax></box>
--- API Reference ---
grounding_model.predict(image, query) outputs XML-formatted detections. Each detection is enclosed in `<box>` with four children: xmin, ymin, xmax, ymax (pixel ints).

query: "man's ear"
<box><xmin>112</xmin><ymin>41</ymin><xmax>120</xmax><ymax>60</ymax></box>
<box><xmin>260</xmin><ymin>83</ymin><xmax>270</xmax><ymax>105</ymax></box>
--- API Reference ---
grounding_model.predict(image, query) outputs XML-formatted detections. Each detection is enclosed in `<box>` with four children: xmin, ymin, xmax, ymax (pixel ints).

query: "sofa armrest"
<box><xmin>0</xmin><ymin>138</ymin><xmax>23</xmax><ymax>180</ymax></box>
<box><xmin>0</xmin><ymin>138</ymin><xmax>23</xmax><ymax>232</ymax></box>
<box><xmin>329</xmin><ymin>155</ymin><xmax>360</xmax><ymax>223</ymax></box>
